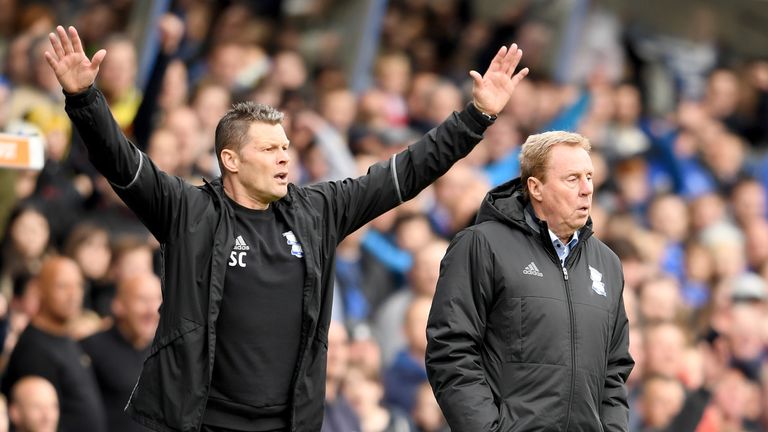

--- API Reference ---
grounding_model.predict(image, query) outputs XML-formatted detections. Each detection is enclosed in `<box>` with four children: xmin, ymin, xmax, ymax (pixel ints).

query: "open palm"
<box><xmin>44</xmin><ymin>26</ymin><xmax>106</xmax><ymax>94</ymax></box>
<box><xmin>471</xmin><ymin>44</ymin><xmax>529</xmax><ymax>116</ymax></box>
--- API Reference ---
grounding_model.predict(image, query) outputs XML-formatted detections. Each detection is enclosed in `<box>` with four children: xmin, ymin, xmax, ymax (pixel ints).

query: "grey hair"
<box><xmin>519</xmin><ymin>131</ymin><xmax>591</xmax><ymax>199</ymax></box>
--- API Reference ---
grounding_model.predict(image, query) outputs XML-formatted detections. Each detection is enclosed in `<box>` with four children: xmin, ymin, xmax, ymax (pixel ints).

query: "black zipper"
<box><xmin>560</xmin><ymin>230</ymin><xmax>593</xmax><ymax>430</ymax></box>
<box><xmin>561</xmin><ymin>264</ymin><xmax>576</xmax><ymax>431</ymax></box>
<box><xmin>538</xmin><ymin>227</ymin><xmax>592</xmax><ymax>431</ymax></box>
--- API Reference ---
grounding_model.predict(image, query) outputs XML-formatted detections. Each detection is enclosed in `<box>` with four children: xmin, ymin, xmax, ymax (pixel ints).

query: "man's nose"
<box><xmin>278</xmin><ymin>148</ymin><xmax>290</xmax><ymax>164</ymax></box>
<box><xmin>580</xmin><ymin>177</ymin><xmax>593</xmax><ymax>195</ymax></box>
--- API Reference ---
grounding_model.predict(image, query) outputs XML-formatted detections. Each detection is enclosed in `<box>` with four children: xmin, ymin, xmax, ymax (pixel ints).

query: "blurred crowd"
<box><xmin>0</xmin><ymin>0</ymin><xmax>767</xmax><ymax>431</ymax></box>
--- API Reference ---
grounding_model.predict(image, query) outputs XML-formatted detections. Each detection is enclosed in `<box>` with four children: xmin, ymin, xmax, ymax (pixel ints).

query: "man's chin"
<box><xmin>274</xmin><ymin>187</ymin><xmax>289</xmax><ymax>199</ymax></box>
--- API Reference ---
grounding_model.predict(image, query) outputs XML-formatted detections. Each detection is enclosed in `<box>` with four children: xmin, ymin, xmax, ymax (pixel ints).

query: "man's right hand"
<box><xmin>44</xmin><ymin>25</ymin><xmax>106</xmax><ymax>94</ymax></box>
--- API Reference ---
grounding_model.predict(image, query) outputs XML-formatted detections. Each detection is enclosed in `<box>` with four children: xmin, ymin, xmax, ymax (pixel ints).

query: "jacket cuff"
<box><xmin>459</xmin><ymin>102</ymin><xmax>496</xmax><ymax>136</ymax></box>
<box><xmin>64</xmin><ymin>85</ymin><xmax>99</xmax><ymax>109</ymax></box>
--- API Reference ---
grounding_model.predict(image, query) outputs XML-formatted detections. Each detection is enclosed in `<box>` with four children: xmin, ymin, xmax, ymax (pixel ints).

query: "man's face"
<box><xmin>10</xmin><ymin>380</ymin><xmax>59</xmax><ymax>432</ymax></box>
<box><xmin>531</xmin><ymin>144</ymin><xmax>594</xmax><ymax>238</ymax></box>
<box><xmin>231</xmin><ymin>122</ymin><xmax>291</xmax><ymax>207</ymax></box>
<box><xmin>97</xmin><ymin>41</ymin><xmax>137</xmax><ymax>97</ymax></box>
<box><xmin>326</xmin><ymin>322</ymin><xmax>349</xmax><ymax>384</ymax></box>
<box><xmin>644</xmin><ymin>325</ymin><xmax>685</xmax><ymax>378</ymax></box>
<box><xmin>117</xmin><ymin>276</ymin><xmax>162</xmax><ymax>348</ymax></box>
<box><xmin>40</xmin><ymin>261</ymin><xmax>84</xmax><ymax>323</ymax></box>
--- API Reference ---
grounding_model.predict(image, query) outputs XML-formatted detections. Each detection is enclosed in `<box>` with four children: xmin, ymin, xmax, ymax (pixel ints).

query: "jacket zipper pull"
<box><xmin>562</xmin><ymin>267</ymin><xmax>569</xmax><ymax>280</ymax></box>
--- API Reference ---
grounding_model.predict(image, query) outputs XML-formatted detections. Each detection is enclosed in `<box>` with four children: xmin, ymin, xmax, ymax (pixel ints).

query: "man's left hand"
<box><xmin>470</xmin><ymin>44</ymin><xmax>529</xmax><ymax>116</ymax></box>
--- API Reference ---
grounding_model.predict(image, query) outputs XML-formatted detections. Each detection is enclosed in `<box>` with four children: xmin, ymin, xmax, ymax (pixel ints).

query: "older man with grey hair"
<box><xmin>427</xmin><ymin>130</ymin><xmax>634</xmax><ymax>431</ymax></box>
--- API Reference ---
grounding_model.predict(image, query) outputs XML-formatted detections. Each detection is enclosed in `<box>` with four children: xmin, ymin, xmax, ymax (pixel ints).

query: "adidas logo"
<box><xmin>233</xmin><ymin>235</ymin><xmax>250</xmax><ymax>251</ymax></box>
<box><xmin>522</xmin><ymin>261</ymin><xmax>543</xmax><ymax>277</ymax></box>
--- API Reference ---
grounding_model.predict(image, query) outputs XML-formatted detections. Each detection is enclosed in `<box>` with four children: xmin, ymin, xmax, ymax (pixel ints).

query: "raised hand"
<box><xmin>44</xmin><ymin>26</ymin><xmax>106</xmax><ymax>94</ymax></box>
<box><xmin>470</xmin><ymin>44</ymin><xmax>529</xmax><ymax>116</ymax></box>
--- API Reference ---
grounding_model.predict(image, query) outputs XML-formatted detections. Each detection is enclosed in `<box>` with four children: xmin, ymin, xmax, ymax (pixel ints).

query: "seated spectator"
<box><xmin>161</xmin><ymin>106</ymin><xmax>204</xmax><ymax>182</ymax></box>
<box><xmin>383</xmin><ymin>296</ymin><xmax>431</xmax><ymax>414</ymax></box>
<box><xmin>647</xmin><ymin>194</ymin><xmax>689</xmax><ymax>279</ymax></box>
<box><xmin>638</xmin><ymin>274</ymin><xmax>686</xmax><ymax>324</ymax></box>
<box><xmin>638</xmin><ymin>375</ymin><xmax>686</xmax><ymax>432</ymax></box>
<box><xmin>1</xmin><ymin>257</ymin><xmax>106</xmax><ymax>432</ymax></box>
<box><xmin>411</xmin><ymin>382</ymin><xmax>448</xmax><ymax>432</ymax></box>
<box><xmin>322</xmin><ymin>321</ymin><xmax>361</xmax><ymax>432</ymax></box>
<box><xmin>97</xmin><ymin>35</ymin><xmax>141</xmax><ymax>130</ymax></box>
<box><xmin>146</xmin><ymin>128</ymin><xmax>181</xmax><ymax>175</ymax></box>
<box><xmin>8</xmin><ymin>375</ymin><xmax>58</xmax><ymax>432</ymax></box>
<box><xmin>725</xmin><ymin>297</ymin><xmax>767</xmax><ymax>382</ymax></box>
<box><xmin>729</xmin><ymin>177</ymin><xmax>767</xmax><ymax>228</ymax></box>
<box><xmin>62</xmin><ymin>222</ymin><xmax>111</xmax><ymax>314</ymax></box>
<box><xmin>643</xmin><ymin>321</ymin><xmax>688</xmax><ymax>381</ymax></box>
<box><xmin>744</xmin><ymin>218</ymin><xmax>768</xmax><ymax>273</ymax></box>
<box><xmin>0</xmin><ymin>204</ymin><xmax>53</xmax><ymax>299</ymax></box>
<box><xmin>681</xmin><ymin>241</ymin><xmax>715</xmax><ymax>309</ymax></box>
<box><xmin>335</xmin><ymin>224</ymin><xmax>395</xmax><ymax>325</ymax></box>
<box><xmin>429</xmin><ymin>162</ymin><xmax>490</xmax><ymax>238</ymax></box>
<box><xmin>342</xmin><ymin>363</ymin><xmax>414</xmax><ymax>432</ymax></box>
<box><xmin>710</xmin><ymin>368</ymin><xmax>760</xmax><ymax>431</ymax></box>
<box><xmin>81</xmin><ymin>272</ymin><xmax>161</xmax><ymax>432</ymax></box>
<box><xmin>374</xmin><ymin>240</ymin><xmax>447</xmax><ymax>366</ymax></box>
<box><xmin>92</xmin><ymin>235</ymin><xmax>155</xmax><ymax>317</ymax></box>
<box><xmin>699</xmin><ymin>221</ymin><xmax>747</xmax><ymax>281</ymax></box>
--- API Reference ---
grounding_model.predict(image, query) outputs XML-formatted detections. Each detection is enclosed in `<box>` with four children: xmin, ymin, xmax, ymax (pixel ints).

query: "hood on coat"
<box><xmin>474</xmin><ymin>177</ymin><xmax>593</xmax><ymax>238</ymax></box>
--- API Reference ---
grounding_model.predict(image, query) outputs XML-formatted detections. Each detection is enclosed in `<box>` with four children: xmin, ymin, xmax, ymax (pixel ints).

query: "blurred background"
<box><xmin>0</xmin><ymin>0</ymin><xmax>767</xmax><ymax>431</ymax></box>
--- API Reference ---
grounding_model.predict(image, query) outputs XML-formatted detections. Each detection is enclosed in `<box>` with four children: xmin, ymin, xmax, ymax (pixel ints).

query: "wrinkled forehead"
<box><xmin>545</xmin><ymin>143</ymin><xmax>593</xmax><ymax>173</ymax></box>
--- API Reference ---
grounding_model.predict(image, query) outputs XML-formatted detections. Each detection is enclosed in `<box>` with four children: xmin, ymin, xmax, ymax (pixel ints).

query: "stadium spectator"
<box><xmin>8</xmin><ymin>376</ymin><xmax>58</xmax><ymax>432</ymax></box>
<box><xmin>81</xmin><ymin>272</ymin><xmax>161</xmax><ymax>432</ymax></box>
<box><xmin>1</xmin><ymin>256</ymin><xmax>106</xmax><ymax>432</ymax></box>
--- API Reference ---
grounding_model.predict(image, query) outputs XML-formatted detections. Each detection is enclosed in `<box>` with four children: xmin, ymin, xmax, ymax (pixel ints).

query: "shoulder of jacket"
<box><xmin>468</xmin><ymin>219</ymin><xmax>530</xmax><ymax>240</ymax></box>
<box><xmin>451</xmin><ymin>222</ymin><xmax>530</xmax><ymax>254</ymax></box>
<box><xmin>586</xmin><ymin>236</ymin><xmax>621</xmax><ymax>265</ymax></box>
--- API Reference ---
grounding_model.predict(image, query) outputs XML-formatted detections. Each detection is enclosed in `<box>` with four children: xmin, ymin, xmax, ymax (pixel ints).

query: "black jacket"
<box><xmin>64</xmin><ymin>87</ymin><xmax>492</xmax><ymax>432</ymax></box>
<box><xmin>426</xmin><ymin>179</ymin><xmax>634</xmax><ymax>432</ymax></box>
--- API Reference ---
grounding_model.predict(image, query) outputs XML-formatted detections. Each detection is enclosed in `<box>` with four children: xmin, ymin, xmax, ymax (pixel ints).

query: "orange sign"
<box><xmin>0</xmin><ymin>133</ymin><xmax>44</xmax><ymax>170</ymax></box>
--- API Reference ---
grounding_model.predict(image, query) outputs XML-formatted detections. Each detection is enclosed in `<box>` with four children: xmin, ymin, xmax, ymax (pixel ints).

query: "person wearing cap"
<box><xmin>44</xmin><ymin>25</ymin><xmax>529</xmax><ymax>432</ymax></box>
<box><xmin>729</xmin><ymin>271</ymin><xmax>767</xmax><ymax>302</ymax></box>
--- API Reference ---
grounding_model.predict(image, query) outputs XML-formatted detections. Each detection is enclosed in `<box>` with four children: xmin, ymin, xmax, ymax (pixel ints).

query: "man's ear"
<box><xmin>220</xmin><ymin>149</ymin><xmax>239</xmax><ymax>174</ymax></box>
<box><xmin>528</xmin><ymin>177</ymin><xmax>544</xmax><ymax>202</ymax></box>
<box><xmin>111</xmin><ymin>296</ymin><xmax>124</xmax><ymax>318</ymax></box>
<box><xmin>8</xmin><ymin>404</ymin><xmax>19</xmax><ymax>427</ymax></box>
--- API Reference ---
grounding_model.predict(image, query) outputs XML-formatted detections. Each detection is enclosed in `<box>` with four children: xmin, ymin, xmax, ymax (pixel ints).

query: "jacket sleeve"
<box><xmin>601</xmin><ymin>281</ymin><xmax>635</xmax><ymax>431</ymax></box>
<box><xmin>65</xmin><ymin>86</ymin><xmax>194</xmax><ymax>243</ymax></box>
<box><xmin>426</xmin><ymin>229</ymin><xmax>509</xmax><ymax>432</ymax></box>
<box><xmin>307</xmin><ymin>103</ymin><xmax>493</xmax><ymax>240</ymax></box>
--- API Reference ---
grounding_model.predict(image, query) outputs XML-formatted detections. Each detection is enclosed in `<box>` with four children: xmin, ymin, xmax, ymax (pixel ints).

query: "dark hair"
<box><xmin>0</xmin><ymin>202</ymin><xmax>51</xmax><ymax>278</ymax></box>
<box><xmin>214</xmin><ymin>102</ymin><xmax>284</xmax><ymax>175</ymax></box>
<box><xmin>63</xmin><ymin>222</ymin><xmax>109</xmax><ymax>258</ymax></box>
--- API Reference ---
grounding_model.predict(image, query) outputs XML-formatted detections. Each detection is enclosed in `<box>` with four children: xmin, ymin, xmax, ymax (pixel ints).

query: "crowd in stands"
<box><xmin>0</xmin><ymin>0</ymin><xmax>767</xmax><ymax>431</ymax></box>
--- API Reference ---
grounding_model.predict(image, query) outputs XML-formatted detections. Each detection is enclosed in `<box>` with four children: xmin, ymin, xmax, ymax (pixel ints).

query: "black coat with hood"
<box><xmin>426</xmin><ymin>178</ymin><xmax>634</xmax><ymax>432</ymax></box>
<box><xmin>64</xmin><ymin>86</ymin><xmax>494</xmax><ymax>432</ymax></box>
